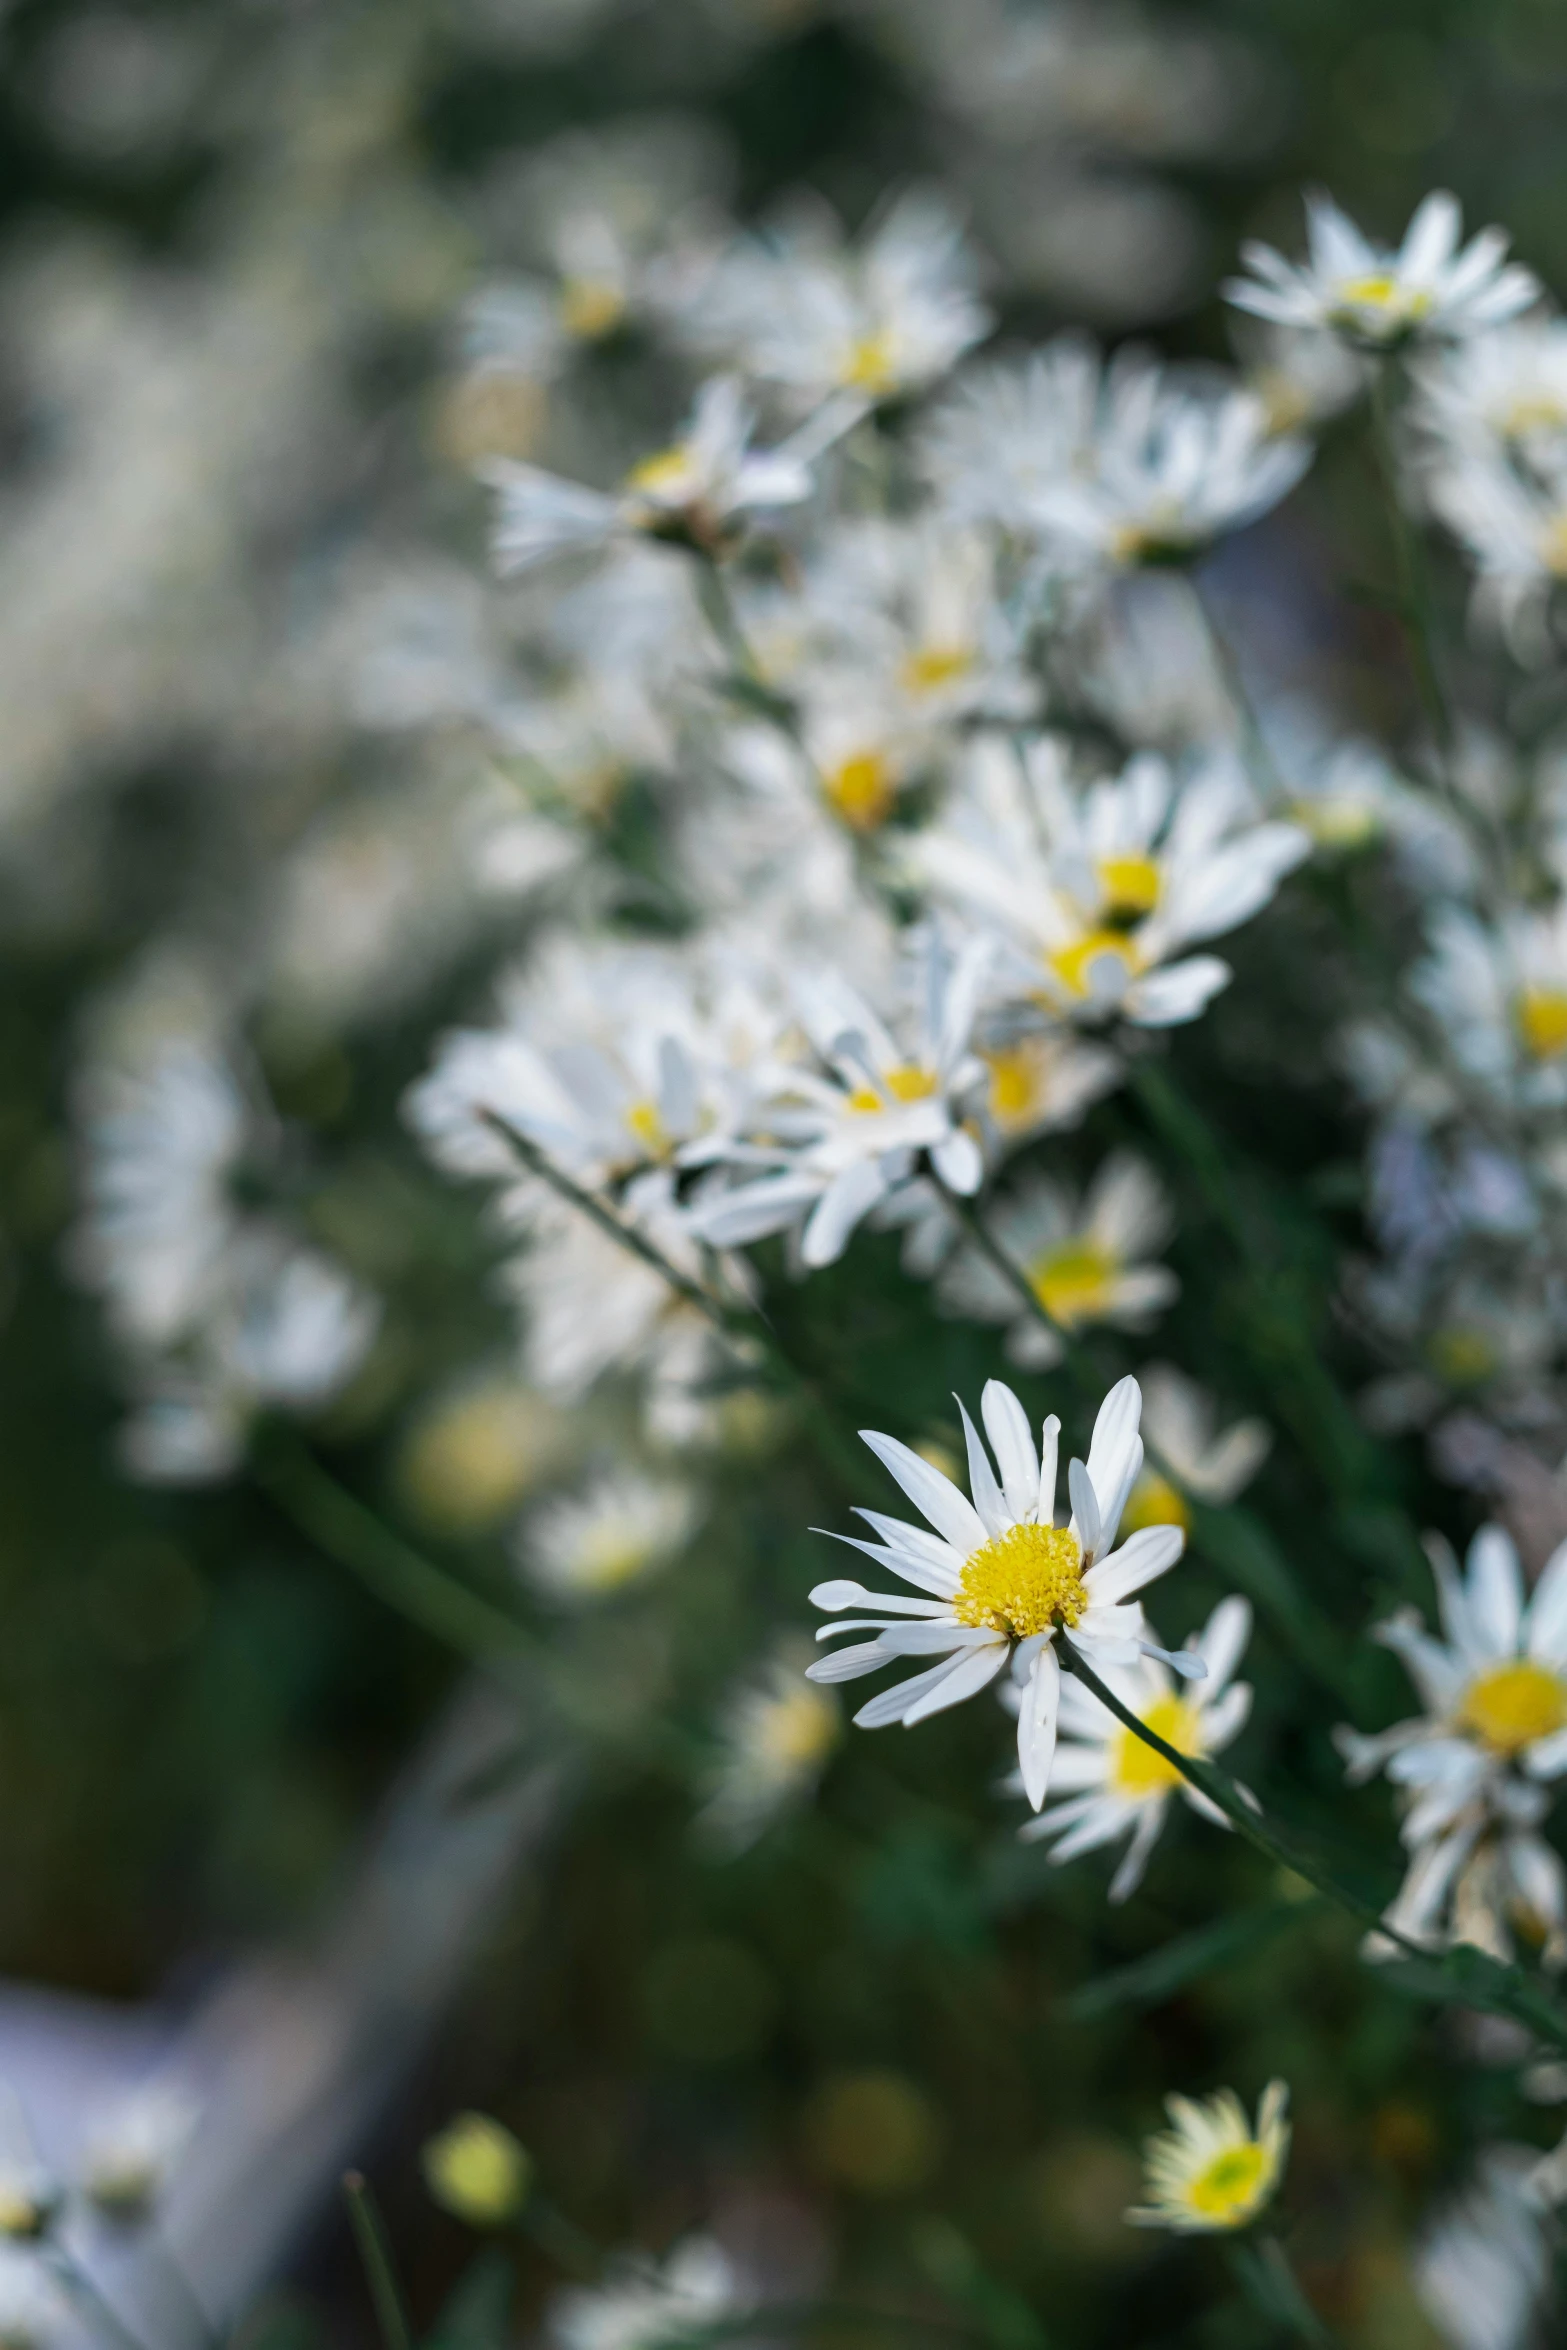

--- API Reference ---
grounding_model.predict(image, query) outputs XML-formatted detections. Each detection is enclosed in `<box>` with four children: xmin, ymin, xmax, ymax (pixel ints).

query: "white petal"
<box><xmin>900</xmin><ymin>1639</ymin><xmax>1010</xmax><ymax>1724</ymax></box>
<box><xmin>1018</xmin><ymin>1644</ymin><xmax>1061</xmax><ymax>1811</ymax></box>
<box><xmin>1068</xmin><ymin>1457</ymin><xmax>1102</xmax><ymax>1559</ymax></box>
<box><xmin>1529</xmin><ymin>1539</ymin><xmax>1567</xmax><ymax>1663</ymax></box>
<box><xmin>1083</xmin><ymin>1374</ymin><xmax>1144</xmax><ymax>1547</ymax></box>
<box><xmin>956</xmin><ymin>1397</ymin><xmax>1010</xmax><ymax>1539</ymax></box>
<box><xmin>1085</xmin><ymin>1523</ymin><xmax>1184</xmax><ymax>1605</ymax></box>
<box><xmin>1467</xmin><ymin>1523</ymin><xmax>1524</xmax><ymax>1656</ymax></box>
<box><xmin>1194</xmin><ymin>1595</ymin><xmax>1252</xmax><ymax>1695</ymax></box>
<box><xmin>859</xmin><ymin>1430</ymin><xmax>988</xmax><ymax>1555</ymax></box>
<box><xmin>981</xmin><ymin>1381</ymin><xmax>1040</xmax><ymax>1524</ymax></box>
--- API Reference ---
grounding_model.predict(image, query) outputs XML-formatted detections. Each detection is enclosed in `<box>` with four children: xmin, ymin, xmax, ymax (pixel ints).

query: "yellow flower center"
<box><xmin>758</xmin><ymin>1686</ymin><xmax>839</xmax><ymax>1769</ymax></box>
<box><xmin>1517</xmin><ymin>984</ymin><xmax>1567</xmax><ymax>1058</ymax></box>
<box><xmin>624</xmin><ymin>1097</ymin><xmax>671</xmax><ymax>1155</ymax></box>
<box><xmin>847</xmin><ymin>1063</ymin><xmax>939</xmax><ymax>1112</ymax></box>
<box><xmin>1096</xmin><ymin>854</ymin><xmax>1162</xmax><ymax>920</ymax></box>
<box><xmin>983</xmin><ymin>1043</ymin><xmax>1043</xmax><ymax>1127</ymax></box>
<box><xmin>1028</xmin><ymin>1240</ymin><xmax>1118</xmax><ymax>1328</ymax></box>
<box><xmin>1503</xmin><ymin>393</ymin><xmax>1567</xmax><ymax>441</ymax></box>
<box><xmin>1541</xmin><ymin>515</ymin><xmax>1567</xmax><ymax>579</ymax></box>
<box><xmin>1120</xmin><ymin>1470</ymin><xmax>1193</xmax><ymax>1537</ymax></box>
<box><xmin>953</xmin><ymin>1521</ymin><xmax>1086</xmax><ymax>1639</ymax></box>
<box><xmin>823</xmin><ymin>750</ymin><xmax>897</xmax><ymax>831</ymax></box>
<box><xmin>1458</xmin><ymin>1660</ymin><xmax>1567</xmax><ymax>1755</ymax></box>
<box><xmin>1336</xmin><ymin>275</ymin><xmax>1433</xmax><ymax>325</ymax></box>
<box><xmin>625</xmin><ymin>445</ymin><xmax>694</xmax><ymax>500</ymax></box>
<box><xmin>558</xmin><ymin>277</ymin><xmax>626</xmax><ymax>340</ymax></box>
<box><xmin>1112</xmin><ymin>1691</ymin><xmax>1201</xmax><ymax>1800</ymax></box>
<box><xmin>1427</xmin><ymin>1326</ymin><xmax>1496</xmax><ymax>1386</ymax></box>
<box><xmin>843</xmin><ymin>330</ymin><xmax>899</xmax><ymax>395</ymax></box>
<box><xmin>1186</xmin><ymin>2141</ymin><xmax>1270</xmax><ymax>2225</ymax></box>
<box><xmin>902</xmin><ymin>644</ymin><xmax>973</xmax><ymax>694</ymax></box>
<box><xmin>1047</xmin><ymin>929</ymin><xmax>1141</xmax><ymax>1001</ymax></box>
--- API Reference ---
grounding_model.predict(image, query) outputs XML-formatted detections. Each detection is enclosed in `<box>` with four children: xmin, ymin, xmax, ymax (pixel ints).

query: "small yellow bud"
<box><xmin>421</xmin><ymin>2113</ymin><xmax>531</xmax><ymax>2227</ymax></box>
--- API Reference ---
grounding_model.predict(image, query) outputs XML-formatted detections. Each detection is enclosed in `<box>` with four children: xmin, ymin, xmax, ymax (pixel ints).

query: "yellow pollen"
<box><xmin>1341</xmin><ymin>273</ymin><xmax>1403</xmax><ymax>309</ymax></box>
<box><xmin>1048</xmin><ymin>929</ymin><xmax>1141</xmax><ymax>1001</ymax></box>
<box><xmin>843</xmin><ymin>330</ymin><xmax>899</xmax><ymax>395</ymax></box>
<box><xmin>625</xmin><ymin>444</ymin><xmax>694</xmax><ymax>499</ymax></box>
<box><xmin>847</xmin><ymin>1063</ymin><xmax>939</xmax><ymax>1113</ymax></box>
<box><xmin>1518</xmin><ymin>984</ymin><xmax>1567</xmax><ymax>1057</ymax></box>
<box><xmin>902</xmin><ymin>644</ymin><xmax>973</xmax><ymax>694</ymax></box>
<box><xmin>983</xmin><ymin>1043</ymin><xmax>1043</xmax><ymax>1127</ymax></box>
<box><xmin>559</xmin><ymin>277</ymin><xmax>626</xmax><ymax>340</ymax></box>
<box><xmin>1112</xmin><ymin>1691</ymin><xmax>1201</xmax><ymax>1800</ymax></box>
<box><xmin>1096</xmin><ymin>854</ymin><xmax>1162</xmax><ymax>919</ymax></box>
<box><xmin>823</xmin><ymin>750</ymin><xmax>896</xmax><ymax>831</ymax></box>
<box><xmin>953</xmin><ymin>1521</ymin><xmax>1086</xmax><ymax>1639</ymax></box>
<box><xmin>1458</xmin><ymin>1660</ymin><xmax>1567</xmax><ymax>1755</ymax></box>
<box><xmin>1028</xmin><ymin>1240</ymin><xmax>1118</xmax><ymax>1328</ymax></box>
<box><xmin>1541</xmin><ymin>516</ymin><xmax>1567</xmax><ymax>579</ymax></box>
<box><xmin>1186</xmin><ymin>2142</ymin><xmax>1270</xmax><ymax>2224</ymax></box>
<box><xmin>624</xmin><ymin>1097</ymin><xmax>670</xmax><ymax>1155</ymax></box>
<box><xmin>1120</xmin><ymin>1470</ymin><xmax>1193</xmax><ymax>1538</ymax></box>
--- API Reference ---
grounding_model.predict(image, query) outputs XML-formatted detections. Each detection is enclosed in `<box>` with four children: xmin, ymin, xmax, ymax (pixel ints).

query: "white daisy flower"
<box><xmin>1126</xmin><ymin>2081</ymin><xmax>1290</xmax><ymax>2234</ymax></box>
<box><xmin>1120</xmin><ymin>1365</ymin><xmax>1271</xmax><ymax>1535</ymax></box>
<box><xmin>1413</xmin><ymin>316</ymin><xmax>1567</xmax><ymax>472</ymax></box>
<box><xmin>685</xmin><ymin>930</ymin><xmax>990</xmax><ymax>1270</ymax></box>
<box><xmin>806</xmin><ymin>1375</ymin><xmax>1194</xmax><ymax>1811</ymax></box>
<box><xmin>1411</xmin><ymin>901</ymin><xmax>1567</xmax><ymax>1110</ymax></box>
<box><xmin>974</xmin><ymin>1025</ymin><xmax>1122</xmax><ymax>1155</ymax></box>
<box><xmin>1234</xmin><ymin>318</ymin><xmax>1369</xmax><ymax>437</ymax></box>
<box><xmin>1337</xmin><ymin>1525</ymin><xmax>1567</xmax><ymax>1849</ymax></box>
<box><xmin>0</xmin><ymin>2250</ymin><xmax>61</xmax><ymax>2350</ymax></box>
<box><xmin>483</xmin><ymin>377</ymin><xmax>830</xmax><ymax>575</ymax></box>
<box><xmin>550</xmin><ymin>2237</ymin><xmax>746</xmax><ymax>2350</ymax></box>
<box><xmin>697</xmin><ymin>1641</ymin><xmax>840</xmax><ymax>1854</ymax></box>
<box><xmin>938</xmin><ymin>1157</ymin><xmax>1177</xmax><ymax>1370</ymax></box>
<box><xmin>910</xmin><ymin>738</ymin><xmax>1309</xmax><ymax>1030</ymax></box>
<box><xmin>1423</xmin><ymin>442</ymin><xmax>1567</xmax><ymax>653</ymax></box>
<box><xmin>1016</xmin><ymin>1596</ymin><xmax>1253</xmax><ymax>1901</ymax></box>
<box><xmin>1373</xmin><ymin>1786</ymin><xmax>1567</xmax><ymax>1969</ymax></box>
<box><xmin>520</xmin><ymin>1468</ymin><xmax>700</xmax><ymax>1604</ymax></box>
<box><xmin>920</xmin><ymin>338</ymin><xmax>1103</xmax><ymax>530</ymax></box>
<box><xmin>1225</xmin><ymin>190</ymin><xmax>1539</xmax><ymax>351</ymax></box>
<box><xmin>691</xmin><ymin>190</ymin><xmax>989</xmax><ymax>413</ymax></box>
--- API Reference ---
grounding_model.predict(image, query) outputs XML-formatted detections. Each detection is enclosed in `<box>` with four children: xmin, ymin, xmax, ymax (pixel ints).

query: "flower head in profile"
<box><xmin>520</xmin><ymin>1469</ymin><xmax>700</xmax><ymax>1604</ymax></box>
<box><xmin>1127</xmin><ymin>2081</ymin><xmax>1290</xmax><ymax>2233</ymax></box>
<box><xmin>697</xmin><ymin>1643</ymin><xmax>840</xmax><ymax>1854</ymax></box>
<box><xmin>807</xmin><ymin>1376</ymin><xmax>1195</xmax><ymax>1811</ymax></box>
<box><xmin>1016</xmin><ymin>1596</ymin><xmax>1252</xmax><ymax>1901</ymax></box>
<box><xmin>1226</xmin><ymin>191</ymin><xmax>1538</xmax><ymax>352</ymax></box>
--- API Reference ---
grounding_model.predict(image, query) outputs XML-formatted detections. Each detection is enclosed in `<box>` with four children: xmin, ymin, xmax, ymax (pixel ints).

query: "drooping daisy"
<box><xmin>696</xmin><ymin>1642</ymin><xmax>840</xmax><ymax>1854</ymax></box>
<box><xmin>937</xmin><ymin>1157</ymin><xmax>1177</xmax><ymax>1370</ymax></box>
<box><xmin>520</xmin><ymin>1468</ymin><xmax>701</xmax><ymax>1604</ymax></box>
<box><xmin>1016</xmin><ymin>1596</ymin><xmax>1253</xmax><ymax>1900</ymax></box>
<box><xmin>1372</xmin><ymin>1784</ymin><xmax>1567</xmax><ymax>1969</ymax></box>
<box><xmin>1120</xmin><ymin>1366</ymin><xmax>1271</xmax><ymax>1534</ymax></box>
<box><xmin>483</xmin><ymin>377</ymin><xmax>830</xmax><ymax>575</ymax></box>
<box><xmin>1225</xmin><ymin>191</ymin><xmax>1539</xmax><ymax>351</ymax></box>
<box><xmin>1126</xmin><ymin>2082</ymin><xmax>1290</xmax><ymax>2234</ymax></box>
<box><xmin>1337</xmin><ymin>1525</ymin><xmax>1567</xmax><ymax>1845</ymax></box>
<box><xmin>806</xmin><ymin>1376</ymin><xmax>1194</xmax><ymax>1810</ymax></box>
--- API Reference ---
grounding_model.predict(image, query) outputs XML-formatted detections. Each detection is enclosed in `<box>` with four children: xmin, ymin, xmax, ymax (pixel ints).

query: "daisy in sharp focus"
<box><xmin>1225</xmin><ymin>190</ymin><xmax>1539</xmax><ymax>352</ymax></box>
<box><xmin>1126</xmin><ymin>2082</ymin><xmax>1290</xmax><ymax>2233</ymax></box>
<box><xmin>938</xmin><ymin>1157</ymin><xmax>1177</xmax><ymax>1370</ymax></box>
<box><xmin>1015</xmin><ymin>1596</ymin><xmax>1253</xmax><ymax>1900</ymax></box>
<box><xmin>806</xmin><ymin>1375</ymin><xmax>1196</xmax><ymax>1811</ymax></box>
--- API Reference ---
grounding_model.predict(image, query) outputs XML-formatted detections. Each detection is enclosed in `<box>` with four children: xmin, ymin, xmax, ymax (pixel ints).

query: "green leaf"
<box><xmin>427</xmin><ymin>2249</ymin><xmax>515</xmax><ymax>2350</ymax></box>
<box><xmin>1066</xmin><ymin>1899</ymin><xmax>1324</xmax><ymax>2021</ymax></box>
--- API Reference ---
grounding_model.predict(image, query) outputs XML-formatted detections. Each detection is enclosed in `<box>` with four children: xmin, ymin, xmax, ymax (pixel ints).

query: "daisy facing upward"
<box><xmin>806</xmin><ymin>1375</ymin><xmax>1199</xmax><ymax>1810</ymax></box>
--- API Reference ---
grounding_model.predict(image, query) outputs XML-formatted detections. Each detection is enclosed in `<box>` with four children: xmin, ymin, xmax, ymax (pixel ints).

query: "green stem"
<box><xmin>1368</xmin><ymin>365</ymin><xmax>1453</xmax><ymax>754</ymax></box>
<box><xmin>343</xmin><ymin>2172</ymin><xmax>416</xmax><ymax>2350</ymax></box>
<box><xmin>1225</xmin><ymin>2236</ymin><xmax>1339</xmax><ymax>2347</ymax></box>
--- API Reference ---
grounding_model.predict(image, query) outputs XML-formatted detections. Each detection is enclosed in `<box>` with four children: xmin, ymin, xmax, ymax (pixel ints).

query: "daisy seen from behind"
<box><xmin>1127</xmin><ymin>2081</ymin><xmax>1290</xmax><ymax>2233</ymax></box>
<box><xmin>1226</xmin><ymin>191</ymin><xmax>1538</xmax><ymax>352</ymax></box>
<box><xmin>1017</xmin><ymin>1596</ymin><xmax>1253</xmax><ymax>1901</ymax></box>
<box><xmin>807</xmin><ymin>1375</ymin><xmax>1194</xmax><ymax>1811</ymax></box>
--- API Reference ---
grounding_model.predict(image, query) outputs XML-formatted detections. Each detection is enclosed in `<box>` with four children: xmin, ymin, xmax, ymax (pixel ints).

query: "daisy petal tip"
<box><xmin>809</xmin><ymin>1579</ymin><xmax>863</xmax><ymax>1610</ymax></box>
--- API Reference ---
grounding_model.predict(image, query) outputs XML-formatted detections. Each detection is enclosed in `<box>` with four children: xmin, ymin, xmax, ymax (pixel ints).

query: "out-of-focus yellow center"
<box><xmin>1541</xmin><ymin>514</ymin><xmax>1567</xmax><ymax>578</ymax></box>
<box><xmin>1029</xmin><ymin>1240</ymin><xmax>1117</xmax><ymax>1327</ymax></box>
<box><xmin>1186</xmin><ymin>2141</ymin><xmax>1270</xmax><ymax>2224</ymax></box>
<box><xmin>847</xmin><ymin>1063</ymin><xmax>939</xmax><ymax>1112</ymax></box>
<box><xmin>1097</xmin><ymin>854</ymin><xmax>1162</xmax><ymax>919</ymax></box>
<box><xmin>1458</xmin><ymin>1660</ymin><xmax>1567</xmax><ymax>1755</ymax></box>
<box><xmin>422</xmin><ymin>2113</ymin><xmax>532</xmax><ymax>2226</ymax></box>
<box><xmin>1503</xmin><ymin>394</ymin><xmax>1567</xmax><ymax>441</ymax></box>
<box><xmin>1112</xmin><ymin>1692</ymin><xmax>1200</xmax><ymax>1799</ymax></box>
<box><xmin>824</xmin><ymin>750</ymin><xmax>897</xmax><ymax>831</ymax></box>
<box><xmin>1121</xmin><ymin>1470</ymin><xmax>1193</xmax><ymax>1537</ymax></box>
<box><xmin>624</xmin><ymin>1097</ymin><xmax>671</xmax><ymax>1155</ymax></box>
<box><xmin>1428</xmin><ymin>1325</ymin><xmax>1496</xmax><ymax>1386</ymax></box>
<box><xmin>953</xmin><ymin>1521</ymin><xmax>1085</xmax><ymax>1639</ymax></box>
<box><xmin>1341</xmin><ymin>273</ymin><xmax>1402</xmax><ymax>309</ymax></box>
<box><xmin>559</xmin><ymin>277</ymin><xmax>627</xmax><ymax>339</ymax></box>
<box><xmin>1048</xmin><ymin>929</ymin><xmax>1141</xmax><ymax>1001</ymax></box>
<box><xmin>843</xmin><ymin>330</ymin><xmax>899</xmax><ymax>395</ymax></box>
<box><xmin>1518</xmin><ymin>984</ymin><xmax>1567</xmax><ymax>1058</ymax></box>
<box><xmin>625</xmin><ymin>444</ymin><xmax>694</xmax><ymax>500</ymax></box>
<box><xmin>902</xmin><ymin>644</ymin><xmax>973</xmax><ymax>694</ymax></box>
<box><xmin>757</xmin><ymin>1684</ymin><xmax>839</xmax><ymax>1769</ymax></box>
<box><xmin>984</xmin><ymin>1043</ymin><xmax>1044</xmax><ymax>1127</ymax></box>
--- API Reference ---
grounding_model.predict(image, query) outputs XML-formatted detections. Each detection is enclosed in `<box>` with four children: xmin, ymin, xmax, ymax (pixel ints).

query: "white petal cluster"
<box><xmin>1227</xmin><ymin>191</ymin><xmax>1538</xmax><ymax>351</ymax></box>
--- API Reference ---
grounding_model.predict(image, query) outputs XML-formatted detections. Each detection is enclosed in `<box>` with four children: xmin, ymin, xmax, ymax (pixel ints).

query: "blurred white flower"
<box><xmin>1411</xmin><ymin>901</ymin><xmax>1567</xmax><ymax>1110</ymax></box>
<box><xmin>1415</xmin><ymin>2149</ymin><xmax>1550</xmax><ymax>2350</ymax></box>
<box><xmin>1226</xmin><ymin>191</ymin><xmax>1538</xmax><ymax>350</ymax></box>
<box><xmin>697</xmin><ymin>1643</ymin><xmax>840</xmax><ymax>1853</ymax></box>
<box><xmin>1016</xmin><ymin>1596</ymin><xmax>1252</xmax><ymax>1900</ymax></box>
<box><xmin>521</xmin><ymin>1469</ymin><xmax>700</xmax><ymax>1603</ymax></box>
<box><xmin>1121</xmin><ymin>1365</ymin><xmax>1270</xmax><ymax>1534</ymax></box>
<box><xmin>938</xmin><ymin>1157</ymin><xmax>1177</xmax><ymax>1369</ymax></box>
<box><xmin>551</xmin><ymin>2237</ymin><xmax>746</xmax><ymax>2350</ymax></box>
<box><xmin>1126</xmin><ymin>2081</ymin><xmax>1289</xmax><ymax>2233</ymax></box>
<box><xmin>807</xmin><ymin>1376</ymin><xmax>1195</xmax><ymax>1811</ymax></box>
<box><xmin>79</xmin><ymin>2081</ymin><xmax>200</xmax><ymax>2222</ymax></box>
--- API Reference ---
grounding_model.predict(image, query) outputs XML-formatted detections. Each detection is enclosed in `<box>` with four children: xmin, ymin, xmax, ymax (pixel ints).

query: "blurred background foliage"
<box><xmin>4</xmin><ymin>0</ymin><xmax>1567</xmax><ymax>2343</ymax></box>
